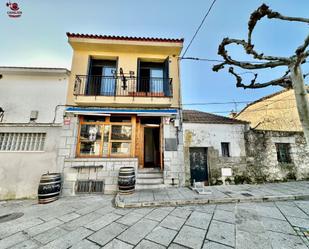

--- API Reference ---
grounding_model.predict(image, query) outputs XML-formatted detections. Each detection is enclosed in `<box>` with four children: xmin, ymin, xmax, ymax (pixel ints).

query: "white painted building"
<box><xmin>0</xmin><ymin>67</ymin><xmax>70</xmax><ymax>199</ymax></box>
<box><xmin>183</xmin><ymin>110</ymin><xmax>248</xmax><ymax>186</ymax></box>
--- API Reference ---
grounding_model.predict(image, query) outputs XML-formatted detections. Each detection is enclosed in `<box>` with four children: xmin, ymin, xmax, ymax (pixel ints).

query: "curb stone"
<box><xmin>114</xmin><ymin>193</ymin><xmax>309</xmax><ymax>208</ymax></box>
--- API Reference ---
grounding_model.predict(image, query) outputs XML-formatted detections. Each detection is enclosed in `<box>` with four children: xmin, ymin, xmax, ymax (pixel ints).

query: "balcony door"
<box><xmin>87</xmin><ymin>59</ymin><xmax>117</xmax><ymax>96</ymax></box>
<box><xmin>137</xmin><ymin>58</ymin><xmax>169</xmax><ymax>96</ymax></box>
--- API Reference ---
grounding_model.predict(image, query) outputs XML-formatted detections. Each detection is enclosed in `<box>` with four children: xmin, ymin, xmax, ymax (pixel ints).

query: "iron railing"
<box><xmin>74</xmin><ymin>75</ymin><xmax>173</xmax><ymax>97</ymax></box>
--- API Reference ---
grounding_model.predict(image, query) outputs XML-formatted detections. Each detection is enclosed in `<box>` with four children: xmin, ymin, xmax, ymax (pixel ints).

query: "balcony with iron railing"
<box><xmin>73</xmin><ymin>75</ymin><xmax>174</xmax><ymax>107</ymax></box>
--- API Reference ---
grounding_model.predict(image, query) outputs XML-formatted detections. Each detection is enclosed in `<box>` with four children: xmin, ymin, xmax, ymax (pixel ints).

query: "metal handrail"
<box><xmin>74</xmin><ymin>75</ymin><xmax>173</xmax><ymax>97</ymax></box>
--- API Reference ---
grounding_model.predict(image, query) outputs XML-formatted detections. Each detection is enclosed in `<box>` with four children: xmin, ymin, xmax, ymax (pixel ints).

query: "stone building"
<box><xmin>236</xmin><ymin>88</ymin><xmax>309</xmax><ymax>182</ymax></box>
<box><xmin>0</xmin><ymin>66</ymin><xmax>69</xmax><ymax>199</ymax></box>
<box><xmin>59</xmin><ymin>33</ymin><xmax>185</xmax><ymax>195</ymax></box>
<box><xmin>183</xmin><ymin>110</ymin><xmax>248</xmax><ymax>186</ymax></box>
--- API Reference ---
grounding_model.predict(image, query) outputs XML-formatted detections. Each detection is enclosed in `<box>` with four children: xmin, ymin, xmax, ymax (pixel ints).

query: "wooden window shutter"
<box><xmin>163</xmin><ymin>57</ymin><xmax>170</xmax><ymax>96</ymax></box>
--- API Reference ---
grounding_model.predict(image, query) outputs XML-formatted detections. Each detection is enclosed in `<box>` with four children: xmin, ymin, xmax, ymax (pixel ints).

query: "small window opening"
<box><xmin>276</xmin><ymin>143</ymin><xmax>291</xmax><ymax>163</ymax></box>
<box><xmin>221</xmin><ymin>142</ymin><xmax>230</xmax><ymax>157</ymax></box>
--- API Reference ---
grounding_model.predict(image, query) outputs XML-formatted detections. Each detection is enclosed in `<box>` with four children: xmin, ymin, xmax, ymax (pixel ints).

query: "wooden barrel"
<box><xmin>38</xmin><ymin>173</ymin><xmax>62</xmax><ymax>204</ymax></box>
<box><xmin>118</xmin><ymin>167</ymin><xmax>135</xmax><ymax>194</ymax></box>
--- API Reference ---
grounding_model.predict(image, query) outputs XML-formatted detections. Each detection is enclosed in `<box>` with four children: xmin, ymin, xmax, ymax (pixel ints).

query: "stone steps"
<box><xmin>137</xmin><ymin>172</ymin><xmax>163</xmax><ymax>179</ymax></box>
<box><xmin>136</xmin><ymin>168</ymin><xmax>165</xmax><ymax>190</ymax></box>
<box><xmin>135</xmin><ymin>184</ymin><xmax>167</xmax><ymax>190</ymax></box>
<box><xmin>136</xmin><ymin>178</ymin><xmax>164</xmax><ymax>185</ymax></box>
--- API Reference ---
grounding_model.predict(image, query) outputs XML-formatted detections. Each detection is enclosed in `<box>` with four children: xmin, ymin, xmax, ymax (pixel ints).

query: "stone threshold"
<box><xmin>115</xmin><ymin>192</ymin><xmax>309</xmax><ymax>208</ymax></box>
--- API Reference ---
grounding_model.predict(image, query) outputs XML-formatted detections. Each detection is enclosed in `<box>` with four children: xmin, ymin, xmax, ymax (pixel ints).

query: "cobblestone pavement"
<box><xmin>0</xmin><ymin>196</ymin><xmax>308</xmax><ymax>249</ymax></box>
<box><xmin>117</xmin><ymin>181</ymin><xmax>309</xmax><ymax>208</ymax></box>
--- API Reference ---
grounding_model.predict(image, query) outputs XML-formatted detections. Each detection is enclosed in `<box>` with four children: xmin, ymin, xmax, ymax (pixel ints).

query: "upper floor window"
<box><xmin>74</xmin><ymin>57</ymin><xmax>173</xmax><ymax>98</ymax></box>
<box><xmin>137</xmin><ymin>58</ymin><xmax>170</xmax><ymax>96</ymax></box>
<box><xmin>87</xmin><ymin>59</ymin><xmax>117</xmax><ymax>96</ymax></box>
<box><xmin>276</xmin><ymin>143</ymin><xmax>291</xmax><ymax>163</ymax></box>
<box><xmin>221</xmin><ymin>142</ymin><xmax>230</xmax><ymax>157</ymax></box>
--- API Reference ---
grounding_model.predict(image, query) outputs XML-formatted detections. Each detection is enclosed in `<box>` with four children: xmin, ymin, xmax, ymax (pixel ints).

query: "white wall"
<box><xmin>0</xmin><ymin>69</ymin><xmax>69</xmax><ymax>199</ymax></box>
<box><xmin>183</xmin><ymin>123</ymin><xmax>246</xmax><ymax>157</ymax></box>
<box><xmin>0</xmin><ymin>72</ymin><xmax>68</xmax><ymax>123</ymax></box>
<box><xmin>0</xmin><ymin>125</ymin><xmax>62</xmax><ymax>199</ymax></box>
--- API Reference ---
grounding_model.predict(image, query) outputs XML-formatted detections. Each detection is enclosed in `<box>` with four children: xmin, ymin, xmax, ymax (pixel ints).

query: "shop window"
<box><xmin>111</xmin><ymin>142</ymin><xmax>131</xmax><ymax>155</ymax></box>
<box><xmin>111</xmin><ymin>125</ymin><xmax>132</xmax><ymax>140</ymax></box>
<box><xmin>221</xmin><ymin>142</ymin><xmax>230</xmax><ymax>157</ymax></box>
<box><xmin>77</xmin><ymin>115</ymin><xmax>133</xmax><ymax>157</ymax></box>
<box><xmin>79</xmin><ymin>124</ymin><xmax>102</xmax><ymax>156</ymax></box>
<box><xmin>276</xmin><ymin>143</ymin><xmax>291</xmax><ymax>163</ymax></box>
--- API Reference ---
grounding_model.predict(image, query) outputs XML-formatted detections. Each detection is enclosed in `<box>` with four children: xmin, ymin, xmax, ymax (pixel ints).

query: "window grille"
<box><xmin>0</xmin><ymin>133</ymin><xmax>46</xmax><ymax>152</ymax></box>
<box><xmin>76</xmin><ymin>180</ymin><xmax>104</xmax><ymax>193</ymax></box>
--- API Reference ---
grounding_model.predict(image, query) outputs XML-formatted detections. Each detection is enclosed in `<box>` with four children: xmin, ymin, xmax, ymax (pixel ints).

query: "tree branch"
<box><xmin>212</xmin><ymin>3</ymin><xmax>308</xmax><ymax>91</ymax></box>
<box><xmin>295</xmin><ymin>35</ymin><xmax>309</xmax><ymax>67</ymax></box>
<box><xmin>213</xmin><ymin>38</ymin><xmax>290</xmax><ymax>72</ymax></box>
<box><xmin>248</xmin><ymin>4</ymin><xmax>309</xmax><ymax>46</ymax></box>
<box><xmin>228</xmin><ymin>67</ymin><xmax>292</xmax><ymax>89</ymax></box>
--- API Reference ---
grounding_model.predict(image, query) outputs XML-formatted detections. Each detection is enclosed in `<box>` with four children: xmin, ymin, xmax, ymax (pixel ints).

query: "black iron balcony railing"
<box><xmin>73</xmin><ymin>75</ymin><xmax>173</xmax><ymax>97</ymax></box>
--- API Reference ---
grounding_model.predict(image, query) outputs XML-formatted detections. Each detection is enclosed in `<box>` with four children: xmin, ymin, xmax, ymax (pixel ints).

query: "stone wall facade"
<box><xmin>245</xmin><ymin>130</ymin><xmax>309</xmax><ymax>182</ymax></box>
<box><xmin>62</xmin><ymin>158</ymin><xmax>138</xmax><ymax>195</ymax></box>
<box><xmin>57</xmin><ymin>114</ymin><xmax>138</xmax><ymax>195</ymax></box>
<box><xmin>163</xmin><ymin>122</ymin><xmax>185</xmax><ymax>186</ymax></box>
<box><xmin>57</xmin><ymin>114</ymin><xmax>185</xmax><ymax>195</ymax></box>
<box><xmin>183</xmin><ymin>123</ymin><xmax>247</xmax><ymax>186</ymax></box>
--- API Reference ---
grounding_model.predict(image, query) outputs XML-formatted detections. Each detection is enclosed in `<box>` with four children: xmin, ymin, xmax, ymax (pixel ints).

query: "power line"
<box><xmin>182</xmin><ymin>0</ymin><xmax>217</xmax><ymax>57</ymax></box>
<box><xmin>196</xmin><ymin>104</ymin><xmax>297</xmax><ymax>114</ymax></box>
<box><xmin>182</xmin><ymin>98</ymin><xmax>296</xmax><ymax>106</ymax></box>
<box><xmin>180</xmin><ymin>56</ymin><xmax>281</xmax><ymax>64</ymax></box>
<box><xmin>180</xmin><ymin>57</ymin><xmax>223</xmax><ymax>63</ymax></box>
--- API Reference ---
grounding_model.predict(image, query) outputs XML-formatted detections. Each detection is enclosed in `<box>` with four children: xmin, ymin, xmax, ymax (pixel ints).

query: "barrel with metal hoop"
<box><xmin>38</xmin><ymin>173</ymin><xmax>62</xmax><ymax>204</ymax></box>
<box><xmin>118</xmin><ymin>167</ymin><xmax>135</xmax><ymax>194</ymax></box>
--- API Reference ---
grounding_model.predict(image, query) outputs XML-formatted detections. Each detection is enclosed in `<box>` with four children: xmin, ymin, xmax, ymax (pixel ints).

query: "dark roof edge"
<box><xmin>66</xmin><ymin>32</ymin><xmax>184</xmax><ymax>43</ymax></box>
<box><xmin>183</xmin><ymin>110</ymin><xmax>249</xmax><ymax>125</ymax></box>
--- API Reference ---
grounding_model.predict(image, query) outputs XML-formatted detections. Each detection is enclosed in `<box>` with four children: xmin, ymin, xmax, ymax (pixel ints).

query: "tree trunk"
<box><xmin>290</xmin><ymin>64</ymin><xmax>309</xmax><ymax>147</ymax></box>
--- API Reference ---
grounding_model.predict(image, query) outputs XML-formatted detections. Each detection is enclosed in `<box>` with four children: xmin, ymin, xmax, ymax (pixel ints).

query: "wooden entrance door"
<box><xmin>189</xmin><ymin>148</ymin><xmax>208</xmax><ymax>185</ymax></box>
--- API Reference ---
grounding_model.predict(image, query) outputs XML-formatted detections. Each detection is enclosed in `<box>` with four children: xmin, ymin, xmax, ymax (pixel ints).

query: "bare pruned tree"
<box><xmin>213</xmin><ymin>4</ymin><xmax>309</xmax><ymax>145</ymax></box>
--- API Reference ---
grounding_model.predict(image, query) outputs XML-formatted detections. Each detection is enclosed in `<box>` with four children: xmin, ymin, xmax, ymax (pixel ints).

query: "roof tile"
<box><xmin>183</xmin><ymin>110</ymin><xmax>248</xmax><ymax>124</ymax></box>
<box><xmin>66</xmin><ymin>32</ymin><xmax>184</xmax><ymax>43</ymax></box>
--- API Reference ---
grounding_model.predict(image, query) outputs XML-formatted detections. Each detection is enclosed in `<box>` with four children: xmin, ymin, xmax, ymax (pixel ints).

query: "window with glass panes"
<box><xmin>77</xmin><ymin>115</ymin><xmax>134</xmax><ymax>157</ymax></box>
<box><xmin>0</xmin><ymin>133</ymin><xmax>46</xmax><ymax>152</ymax></box>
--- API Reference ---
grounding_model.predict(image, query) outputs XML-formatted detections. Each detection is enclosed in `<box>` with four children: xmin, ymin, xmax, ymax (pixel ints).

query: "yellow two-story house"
<box><xmin>59</xmin><ymin>33</ymin><xmax>185</xmax><ymax>194</ymax></box>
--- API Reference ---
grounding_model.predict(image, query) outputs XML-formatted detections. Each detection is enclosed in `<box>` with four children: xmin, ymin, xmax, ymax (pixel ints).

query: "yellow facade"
<box><xmin>236</xmin><ymin>89</ymin><xmax>309</xmax><ymax>132</ymax></box>
<box><xmin>66</xmin><ymin>36</ymin><xmax>183</xmax><ymax>108</ymax></box>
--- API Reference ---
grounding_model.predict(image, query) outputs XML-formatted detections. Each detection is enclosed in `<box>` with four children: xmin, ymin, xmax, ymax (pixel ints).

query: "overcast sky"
<box><xmin>1</xmin><ymin>0</ymin><xmax>308</xmax><ymax>114</ymax></box>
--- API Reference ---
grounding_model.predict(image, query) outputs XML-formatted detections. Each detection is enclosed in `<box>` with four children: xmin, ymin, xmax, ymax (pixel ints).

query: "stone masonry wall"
<box><xmin>62</xmin><ymin>158</ymin><xmax>138</xmax><ymax>195</ymax></box>
<box><xmin>183</xmin><ymin>123</ymin><xmax>247</xmax><ymax>186</ymax></box>
<box><xmin>163</xmin><ymin>122</ymin><xmax>185</xmax><ymax>187</ymax></box>
<box><xmin>207</xmin><ymin>147</ymin><xmax>247</xmax><ymax>185</ymax></box>
<box><xmin>57</xmin><ymin>114</ymin><xmax>138</xmax><ymax>195</ymax></box>
<box><xmin>245</xmin><ymin>130</ymin><xmax>309</xmax><ymax>182</ymax></box>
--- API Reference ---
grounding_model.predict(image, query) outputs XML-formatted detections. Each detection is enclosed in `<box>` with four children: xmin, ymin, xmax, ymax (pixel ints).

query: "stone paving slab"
<box><xmin>115</xmin><ymin>181</ymin><xmax>309</xmax><ymax>208</ymax></box>
<box><xmin>0</xmin><ymin>194</ymin><xmax>308</xmax><ymax>249</ymax></box>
